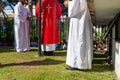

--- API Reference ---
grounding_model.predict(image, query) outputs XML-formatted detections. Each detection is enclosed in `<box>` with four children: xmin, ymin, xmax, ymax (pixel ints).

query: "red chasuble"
<box><xmin>35</xmin><ymin>0</ymin><xmax>62</xmax><ymax>44</ymax></box>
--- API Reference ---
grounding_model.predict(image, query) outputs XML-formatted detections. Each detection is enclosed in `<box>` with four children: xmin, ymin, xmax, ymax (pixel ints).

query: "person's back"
<box><xmin>66</xmin><ymin>0</ymin><xmax>93</xmax><ymax>70</ymax></box>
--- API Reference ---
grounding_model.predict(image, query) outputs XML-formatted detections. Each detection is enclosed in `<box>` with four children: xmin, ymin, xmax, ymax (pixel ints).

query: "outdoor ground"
<box><xmin>0</xmin><ymin>46</ymin><xmax>118</xmax><ymax>80</ymax></box>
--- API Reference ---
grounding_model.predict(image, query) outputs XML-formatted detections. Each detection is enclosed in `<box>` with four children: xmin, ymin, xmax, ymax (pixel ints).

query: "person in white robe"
<box><xmin>14</xmin><ymin>0</ymin><xmax>30</xmax><ymax>52</ymax></box>
<box><xmin>66</xmin><ymin>0</ymin><xmax>93</xmax><ymax>70</ymax></box>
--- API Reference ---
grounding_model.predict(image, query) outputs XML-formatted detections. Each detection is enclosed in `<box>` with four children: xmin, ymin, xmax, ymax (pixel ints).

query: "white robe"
<box><xmin>41</xmin><ymin>44</ymin><xmax>55</xmax><ymax>52</ymax></box>
<box><xmin>14</xmin><ymin>2</ymin><xmax>30</xmax><ymax>52</ymax></box>
<box><xmin>66</xmin><ymin>0</ymin><xmax>93</xmax><ymax>69</ymax></box>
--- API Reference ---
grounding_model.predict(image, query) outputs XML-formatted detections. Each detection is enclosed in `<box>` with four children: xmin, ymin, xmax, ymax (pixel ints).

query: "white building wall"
<box><xmin>114</xmin><ymin>42</ymin><xmax>120</xmax><ymax>79</ymax></box>
<box><xmin>112</xmin><ymin>26</ymin><xmax>120</xmax><ymax>79</ymax></box>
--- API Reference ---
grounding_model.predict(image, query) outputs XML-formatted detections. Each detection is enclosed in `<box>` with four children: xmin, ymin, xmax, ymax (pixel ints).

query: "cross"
<box><xmin>46</xmin><ymin>4</ymin><xmax>52</xmax><ymax>14</ymax></box>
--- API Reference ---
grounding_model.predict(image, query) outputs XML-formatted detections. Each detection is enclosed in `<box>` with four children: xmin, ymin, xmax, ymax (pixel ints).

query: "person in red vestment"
<box><xmin>35</xmin><ymin>0</ymin><xmax>62</xmax><ymax>55</ymax></box>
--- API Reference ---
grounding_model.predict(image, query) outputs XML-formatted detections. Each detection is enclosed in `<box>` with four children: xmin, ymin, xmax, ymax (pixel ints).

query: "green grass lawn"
<box><xmin>0</xmin><ymin>46</ymin><xmax>118</xmax><ymax>80</ymax></box>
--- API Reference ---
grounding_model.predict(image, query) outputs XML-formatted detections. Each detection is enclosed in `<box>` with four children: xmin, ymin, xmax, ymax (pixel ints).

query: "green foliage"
<box><xmin>0</xmin><ymin>18</ymin><xmax>14</xmax><ymax>45</ymax></box>
<box><xmin>29</xmin><ymin>18</ymin><xmax>38</xmax><ymax>42</ymax></box>
<box><xmin>93</xmin><ymin>27</ymin><xmax>106</xmax><ymax>41</ymax></box>
<box><xmin>58</xmin><ymin>17</ymin><xmax>69</xmax><ymax>41</ymax></box>
<box><xmin>94</xmin><ymin>31</ymin><xmax>104</xmax><ymax>40</ymax></box>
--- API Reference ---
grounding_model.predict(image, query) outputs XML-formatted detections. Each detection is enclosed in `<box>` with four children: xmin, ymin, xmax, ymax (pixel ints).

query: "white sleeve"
<box><xmin>15</xmin><ymin>5</ymin><xmax>27</xmax><ymax>22</ymax></box>
<box><xmin>69</xmin><ymin>0</ymin><xmax>87</xmax><ymax>18</ymax></box>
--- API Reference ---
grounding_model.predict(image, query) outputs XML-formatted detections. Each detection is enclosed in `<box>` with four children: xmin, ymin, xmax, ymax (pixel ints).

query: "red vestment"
<box><xmin>35</xmin><ymin>0</ymin><xmax>62</xmax><ymax>44</ymax></box>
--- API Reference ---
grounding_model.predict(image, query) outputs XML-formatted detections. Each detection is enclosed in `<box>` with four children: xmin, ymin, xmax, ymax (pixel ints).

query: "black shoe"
<box><xmin>66</xmin><ymin>66</ymin><xmax>79</xmax><ymax>70</ymax></box>
<box><xmin>44</xmin><ymin>51</ymin><xmax>54</xmax><ymax>56</ymax></box>
<box><xmin>0</xmin><ymin>63</ymin><xmax>3</xmax><ymax>68</ymax></box>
